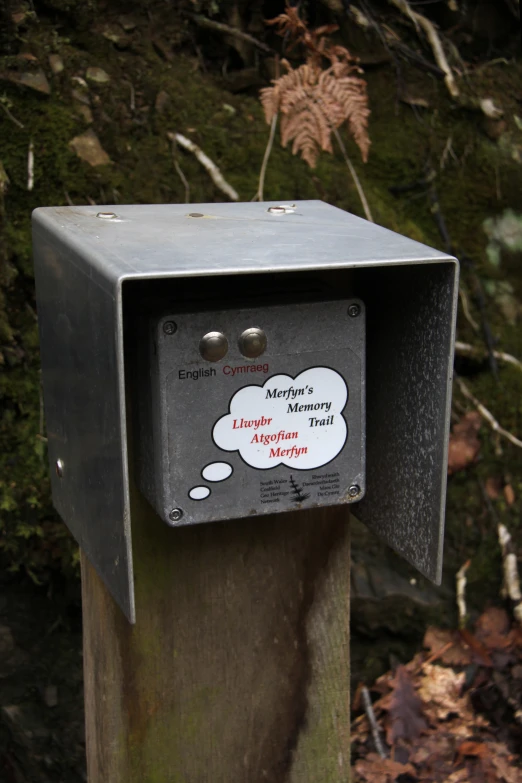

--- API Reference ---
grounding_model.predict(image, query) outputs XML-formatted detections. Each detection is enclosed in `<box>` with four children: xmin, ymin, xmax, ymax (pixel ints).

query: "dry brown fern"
<box><xmin>260</xmin><ymin>4</ymin><xmax>370</xmax><ymax>169</ymax></box>
<box><xmin>260</xmin><ymin>58</ymin><xmax>370</xmax><ymax>168</ymax></box>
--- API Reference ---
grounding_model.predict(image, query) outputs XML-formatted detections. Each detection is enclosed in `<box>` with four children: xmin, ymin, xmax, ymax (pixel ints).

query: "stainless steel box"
<box><xmin>33</xmin><ymin>201</ymin><xmax>458</xmax><ymax>621</ymax></box>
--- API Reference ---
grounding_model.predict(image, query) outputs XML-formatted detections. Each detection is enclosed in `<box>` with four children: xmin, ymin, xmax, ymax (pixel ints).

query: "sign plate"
<box><xmin>143</xmin><ymin>299</ymin><xmax>365</xmax><ymax>525</ymax></box>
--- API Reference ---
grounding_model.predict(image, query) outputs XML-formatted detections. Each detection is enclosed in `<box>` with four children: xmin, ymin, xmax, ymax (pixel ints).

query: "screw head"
<box><xmin>163</xmin><ymin>321</ymin><xmax>177</xmax><ymax>335</ymax></box>
<box><xmin>168</xmin><ymin>508</ymin><xmax>184</xmax><ymax>524</ymax></box>
<box><xmin>56</xmin><ymin>459</ymin><xmax>64</xmax><ymax>478</ymax></box>
<box><xmin>348</xmin><ymin>304</ymin><xmax>360</xmax><ymax>318</ymax></box>
<box><xmin>96</xmin><ymin>212</ymin><xmax>118</xmax><ymax>220</ymax></box>
<box><xmin>267</xmin><ymin>204</ymin><xmax>296</xmax><ymax>215</ymax></box>
<box><xmin>348</xmin><ymin>484</ymin><xmax>361</xmax><ymax>498</ymax></box>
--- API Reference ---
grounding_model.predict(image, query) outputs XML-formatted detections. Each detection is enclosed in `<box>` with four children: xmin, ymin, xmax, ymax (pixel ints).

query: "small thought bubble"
<box><xmin>213</xmin><ymin>367</ymin><xmax>348</xmax><ymax>470</ymax></box>
<box><xmin>189</xmin><ymin>486</ymin><xmax>210</xmax><ymax>500</ymax></box>
<box><xmin>201</xmin><ymin>462</ymin><xmax>233</xmax><ymax>482</ymax></box>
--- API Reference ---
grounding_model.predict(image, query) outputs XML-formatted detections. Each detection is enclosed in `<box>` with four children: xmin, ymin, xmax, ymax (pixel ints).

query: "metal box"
<box><xmin>33</xmin><ymin>201</ymin><xmax>458</xmax><ymax>622</ymax></box>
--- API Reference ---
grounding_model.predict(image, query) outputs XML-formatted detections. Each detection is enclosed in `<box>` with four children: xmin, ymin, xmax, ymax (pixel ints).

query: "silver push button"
<box><xmin>238</xmin><ymin>327</ymin><xmax>267</xmax><ymax>358</ymax></box>
<box><xmin>199</xmin><ymin>331</ymin><xmax>228</xmax><ymax>362</ymax></box>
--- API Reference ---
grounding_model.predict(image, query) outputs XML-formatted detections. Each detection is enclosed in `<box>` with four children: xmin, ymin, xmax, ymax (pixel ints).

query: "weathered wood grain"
<box><xmin>82</xmin><ymin>492</ymin><xmax>350</xmax><ymax>783</ymax></box>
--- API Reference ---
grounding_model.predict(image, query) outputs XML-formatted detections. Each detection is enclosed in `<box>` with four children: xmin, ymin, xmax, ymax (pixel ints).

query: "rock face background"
<box><xmin>0</xmin><ymin>0</ymin><xmax>521</xmax><ymax>778</ymax></box>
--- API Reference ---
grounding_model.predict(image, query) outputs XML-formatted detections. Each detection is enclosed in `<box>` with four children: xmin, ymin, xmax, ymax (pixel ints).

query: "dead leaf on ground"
<box><xmin>455</xmin><ymin>741</ymin><xmax>489</xmax><ymax>764</ymax></box>
<box><xmin>355</xmin><ymin>753</ymin><xmax>416</xmax><ymax>783</ymax></box>
<box><xmin>443</xmin><ymin>770</ymin><xmax>470</xmax><ymax>783</ymax></box>
<box><xmin>489</xmin><ymin>743</ymin><xmax>522</xmax><ymax>783</ymax></box>
<box><xmin>423</xmin><ymin>627</ymin><xmax>472</xmax><ymax>666</ymax></box>
<box><xmin>448</xmin><ymin>412</ymin><xmax>482</xmax><ymax>474</ymax></box>
<box><xmin>504</xmin><ymin>484</ymin><xmax>516</xmax><ymax>505</ymax></box>
<box><xmin>0</xmin><ymin>69</ymin><xmax>51</xmax><ymax>95</ymax></box>
<box><xmin>417</xmin><ymin>664</ymin><xmax>468</xmax><ymax>721</ymax></box>
<box><xmin>475</xmin><ymin>607</ymin><xmax>512</xmax><ymax>650</ymax></box>
<box><xmin>69</xmin><ymin>130</ymin><xmax>111</xmax><ymax>167</ymax></box>
<box><xmin>459</xmin><ymin>629</ymin><xmax>493</xmax><ymax>666</ymax></box>
<box><xmin>386</xmin><ymin>665</ymin><xmax>427</xmax><ymax>744</ymax></box>
<box><xmin>485</xmin><ymin>475</ymin><xmax>503</xmax><ymax>499</ymax></box>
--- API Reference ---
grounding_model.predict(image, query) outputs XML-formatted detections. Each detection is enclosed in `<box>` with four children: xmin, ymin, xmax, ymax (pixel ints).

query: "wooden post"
<box><xmin>82</xmin><ymin>487</ymin><xmax>351</xmax><ymax>782</ymax></box>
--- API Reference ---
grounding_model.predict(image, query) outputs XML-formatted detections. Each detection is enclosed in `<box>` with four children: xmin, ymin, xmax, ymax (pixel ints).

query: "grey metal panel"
<box><xmin>32</xmin><ymin>202</ymin><xmax>452</xmax><ymax>281</ymax></box>
<box><xmin>141</xmin><ymin>300</ymin><xmax>365</xmax><ymax>525</ymax></box>
<box><xmin>33</xmin><ymin>222</ymin><xmax>134</xmax><ymax>622</ymax></box>
<box><xmin>32</xmin><ymin>201</ymin><xmax>458</xmax><ymax>621</ymax></box>
<box><xmin>355</xmin><ymin>261</ymin><xmax>459</xmax><ymax>584</ymax></box>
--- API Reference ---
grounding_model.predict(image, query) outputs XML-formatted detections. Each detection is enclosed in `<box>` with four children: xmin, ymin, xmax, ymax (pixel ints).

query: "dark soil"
<box><xmin>0</xmin><ymin>575</ymin><xmax>84</xmax><ymax>782</ymax></box>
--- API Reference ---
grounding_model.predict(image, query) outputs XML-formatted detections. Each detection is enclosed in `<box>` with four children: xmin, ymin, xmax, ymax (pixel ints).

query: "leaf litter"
<box><xmin>352</xmin><ymin>608</ymin><xmax>522</xmax><ymax>782</ymax></box>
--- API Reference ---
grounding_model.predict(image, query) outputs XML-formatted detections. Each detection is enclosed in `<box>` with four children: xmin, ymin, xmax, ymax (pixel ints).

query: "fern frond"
<box><xmin>262</xmin><ymin>59</ymin><xmax>370</xmax><ymax>168</ymax></box>
<box><xmin>265</xmin><ymin>6</ymin><xmax>307</xmax><ymax>40</ymax></box>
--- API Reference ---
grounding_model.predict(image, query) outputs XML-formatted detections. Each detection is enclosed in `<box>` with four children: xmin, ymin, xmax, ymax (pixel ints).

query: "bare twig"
<box><xmin>498</xmin><ymin>523</ymin><xmax>522</xmax><ymax>624</ymax></box>
<box><xmin>173</xmin><ymin>158</ymin><xmax>190</xmax><ymax>203</ymax></box>
<box><xmin>361</xmin><ymin>686</ymin><xmax>386</xmax><ymax>758</ymax></box>
<box><xmin>167</xmin><ymin>132</ymin><xmax>239</xmax><ymax>201</ymax></box>
<box><xmin>439</xmin><ymin>136</ymin><xmax>456</xmax><ymax>171</ymax></box>
<box><xmin>186</xmin><ymin>13</ymin><xmax>274</xmax><ymax>54</ymax></box>
<box><xmin>27</xmin><ymin>140</ymin><xmax>34</xmax><ymax>191</ymax></box>
<box><xmin>169</xmin><ymin>134</ymin><xmax>191</xmax><ymax>202</ymax></box>
<box><xmin>455</xmin><ymin>341</ymin><xmax>522</xmax><ymax>372</ymax></box>
<box><xmin>455</xmin><ymin>377</ymin><xmax>522</xmax><ymax>449</ymax></box>
<box><xmin>0</xmin><ymin>99</ymin><xmax>24</xmax><ymax>129</ymax></box>
<box><xmin>333</xmin><ymin>128</ymin><xmax>373</xmax><ymax>222</ymax></box>
<box><xmin>387</xmin><ymin>0</ymin><xmax>459</xmax><ymax>98</ymax></box>
<box><xmin>421</xmin><ymin>640</ymin><xmax>455</xmax><ymax>669</ymax></box>
<box><xmin>252</xmin><ymin>113</ymin><xmax>278</xmax><ymax>202</ymax></box>
<box><xmin>456</xmin><ymin>559</ymin><xmax>471</xmax><ymax>629</ymax></box>
<box><xmin>458</xmin><ymin>288</ymin><xmax>480</xmax><ymax>333</ymax></box>
<box><xmin>123</xmin><ymin>80</ymin><xmax>135</xmax><ymax>112</ymax></box>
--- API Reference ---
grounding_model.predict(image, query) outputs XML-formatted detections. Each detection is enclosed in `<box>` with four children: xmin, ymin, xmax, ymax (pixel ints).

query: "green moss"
<box><xmin>1</xmin><ymin>7</ymin><xmax>521</xmax><ymax>583</ymax></box>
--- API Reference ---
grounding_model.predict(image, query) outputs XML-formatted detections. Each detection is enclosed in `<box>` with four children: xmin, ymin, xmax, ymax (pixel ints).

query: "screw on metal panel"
<box><xmin>56</xmin><ymin>459</ymin><xmax>64</xmax><ymax>478</ymax></box>
<box><xmin>168</xmin><ymin>508</ymin><xmax>184</xmax><ymax>524</ymax></box>
<box><xmin>267</xmin><ymin>204</ymin><xmax>296</xmax><ymax>215</ymax></box>
<box><xmin>96</xmin><ymin>212</ymin><xmax>118</xmax><ymax>220</ymax></box>
<box><xmin>348</xmin><ymin>304</ymin><xmax>360</xmax><ymax>318</ymax></box>
<box><xmin>348</xmin><ymin>484</ymin><xmax>360</xmax><ymax>498</ymax></box>
<box><xmin>163</xmin><ymin>321</ymin><xmax>177</xmax><ymax>335</ymax></box>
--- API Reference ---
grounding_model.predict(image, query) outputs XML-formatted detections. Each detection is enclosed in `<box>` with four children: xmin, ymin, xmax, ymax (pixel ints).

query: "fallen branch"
<box><xmin>333</xmin><ymin>128</ymin><xmax>373</xmax><ymax>222</ymax></box>
<box><xmin>387</xmin><ymin>0</ymin><xmax>459</xmax><ymax>98</ymax></box>
<box><xmin>361</xmin><ymin>686</ymin><xmax>386</xmax><ymax>758</ymax></box>
<box><xmin>186</xmin><ymin>13</ymin><xmax>274</xmax><ymax>55</ymax></box>
<box><xmin>0</xmin><ymin>99</ymin><xmax>24</xmax><ymax>128</ymax></box>
<box><xmin>498</xmin><ymin>523</ymin><xmax>522</xmax><ymax>624</ymax></box>
<box><xmin>169</xmin><ymin>136</ymin><xmax>190</xmax><ymax>203</ymax></box>
<box><xmin>458</xmin><ymin>288</ymin><xmax>480</xmax><ymax>333</ymax></box>
<box><xmin>455</xmin><ymin>341</ymin><xmax>522</xmax><ymax>373</ymax></box>
<box><xmin>27</xmin><ymin>139</ymin><xmax>34</xmax><ymax>192</ymax></box>
<box><xmin>167</xmin><ymin>132</ymin><xmax>239</xmax><ymax>201</ymax></box>
<box><xmin>455</xmin><ymin>377</ymin><xmax>522</xmax><ymax>449</ymax></box>
<box><xmin>456</xmin><ymin>559</ymin><xmax>471</xmax><ymax>629</ymax></box>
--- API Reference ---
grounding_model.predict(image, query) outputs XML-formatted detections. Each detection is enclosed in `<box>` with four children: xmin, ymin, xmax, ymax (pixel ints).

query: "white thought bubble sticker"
<box><xmin>212</xmin><ymin>367</ymin><xmax>348</xmax><ymax>470</ymax></box>
<box><xmin>201</xmin><ymin>462</ymin><xmax>233</xmax><ymax>482</ymax></box>
<box><xmin>189</xmin><ymin>486</ymin><xmax>211</xmax><ymax>500</ymax></box>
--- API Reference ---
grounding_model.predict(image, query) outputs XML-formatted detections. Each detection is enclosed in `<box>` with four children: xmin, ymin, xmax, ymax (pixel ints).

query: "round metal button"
<box><xmin>238</xmin><ymin>327</ymin><xmax>267</xmax><ymax>359</ymax></box>
<box><xmin>199</xmin><ymin>331</ymin><xmax>228</xmax><ymax>362</ymax></box>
